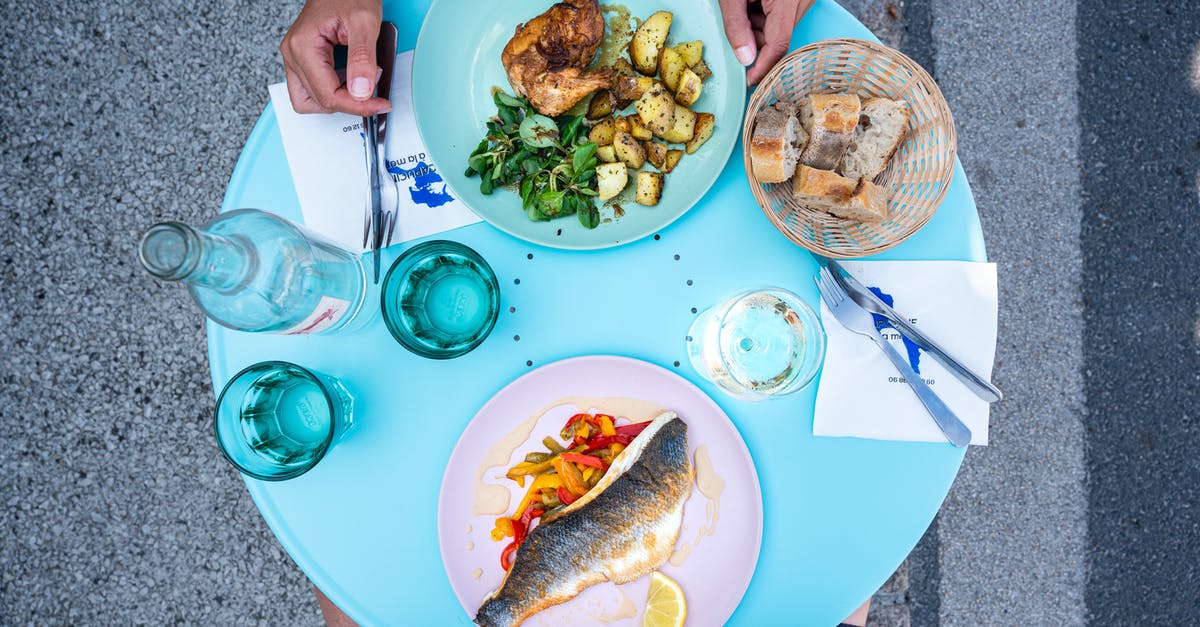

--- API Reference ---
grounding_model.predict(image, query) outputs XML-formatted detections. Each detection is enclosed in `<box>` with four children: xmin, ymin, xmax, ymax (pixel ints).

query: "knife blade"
<box><xmin>364</xmin><ymin>22</ymin><xmax>398</xmax><ymax>284</ymax></box>
<box><xmin>823</xmin><ymin>258</ymin><xmax>1004</xmax><ymax>403</ymax></box>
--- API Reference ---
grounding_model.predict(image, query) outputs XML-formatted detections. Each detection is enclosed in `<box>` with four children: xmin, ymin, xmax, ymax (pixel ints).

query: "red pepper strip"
<box><xmin>561</xmin><ymin>452</ymin><xmax>608</xmax><ymax>470</ymax></box>
<box><xmin>614</xmin><ymin>421</ymin><xmax>651</xmax><ymax>437</ymax></box>
<box><xmin>583</xmin><ymin>434</ymin><xmax>634</xmax><ymax>453</ymax></box>
<box><xmin>518</xmin><ymin>507</ymin><xmax>543</xmax><ymax>536</ymax></box>
<box><xmin>556</xmin><ymin>486</ymin><xmax>578</xmax><ymax>505</ymax></box>
<box><xmin>562</xmin><ymin>412</ymin><xmax>591</xmax><ymax>431</ymax></box>
<box><xmin>500</xmin><ymin>541</ymin><xmax>518</xmax><ymax>571</ymax></box>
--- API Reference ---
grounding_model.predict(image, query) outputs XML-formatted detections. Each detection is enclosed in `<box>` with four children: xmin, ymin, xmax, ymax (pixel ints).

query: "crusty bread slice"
<box><xmin>839</xmin><ymin>98</ymin><xmax>910</xmax><ymax>181</ymax></box>
<box><xmin>750</xmin><ymin>101</ymin><xmax>805</xmax><ymax>183</ymax></box>
<box><xmin>792</xmin><ymin>165</ymin><xmax>890</xmax><ymax>223</ymax></box>
<box><xmin>798</xmin><ymin>94</ymin><xmax>860</xmax><ymax>170</ymax></box>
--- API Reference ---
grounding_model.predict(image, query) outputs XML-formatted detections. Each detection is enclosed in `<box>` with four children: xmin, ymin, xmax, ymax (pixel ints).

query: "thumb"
<box><xmin>718</xmin><ymin>0</ymin><xmax>757</xmax><ymax>66</ymax></box>
<box><xmin>345</xmin><ymin>10</ymin><xmax>382</xmax><ymax>100</ymax></box>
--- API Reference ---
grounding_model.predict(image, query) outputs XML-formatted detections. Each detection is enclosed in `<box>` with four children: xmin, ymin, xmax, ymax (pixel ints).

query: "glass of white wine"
<box><xmin>686</xmin><ymin>288</ymin><xmax>826</xmax><ymax>401</ymax></box>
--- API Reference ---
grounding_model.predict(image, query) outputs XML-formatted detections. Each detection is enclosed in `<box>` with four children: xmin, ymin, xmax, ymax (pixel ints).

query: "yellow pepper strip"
<box><xmin>599</xmin><ymin>415</ymin><xmax>616</xmax><ymax>436</ymax></box>
<box><xmin>512</xmin><ymin>474</ymin><xmax>563</xmax><ymax>520</ymax></box>
<box><xmin>581</xmin><ymin>466</ymin><xmax>596</xmax><ymax>483</ymax></box>
<box><xmin>553</xmin><ymin>457</ymin><xmax>589</xmax><ymax>496</ymax></box>
<box><xmin>609</xmin><ymin>443</ymin><xmax>625</xmax><ymax>456</ymax></box>
<box><xmin>491</xmin><ymin>517</ymin><xmax>514</xmax><ymax>541</ymax></box>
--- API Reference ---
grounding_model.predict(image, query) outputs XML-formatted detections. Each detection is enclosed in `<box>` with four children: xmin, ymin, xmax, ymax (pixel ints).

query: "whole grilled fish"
<box><xmin>475</xmin><ymin>411</ymin><xmax>692</xmax><ymax>626</ymax></box>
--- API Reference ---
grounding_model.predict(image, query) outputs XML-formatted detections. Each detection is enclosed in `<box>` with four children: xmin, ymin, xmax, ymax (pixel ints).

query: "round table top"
<box><xmin>208</xmin><ymin>0</ymin><xmax>986</xmax><ymax>624</ymax></box>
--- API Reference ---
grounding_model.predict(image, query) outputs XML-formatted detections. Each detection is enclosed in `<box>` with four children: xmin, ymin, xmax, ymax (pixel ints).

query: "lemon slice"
<box><xmin>642</xmin><ymin>571</ymin><xmax>686</xmax><ymax>627</ymax></box>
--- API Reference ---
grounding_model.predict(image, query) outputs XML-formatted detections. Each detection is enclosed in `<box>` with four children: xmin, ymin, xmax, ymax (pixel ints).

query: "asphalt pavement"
<box><xmin>1</xmin><ymin>0</ymin><xmax>1197</xmax><ymax>625</ymax></box>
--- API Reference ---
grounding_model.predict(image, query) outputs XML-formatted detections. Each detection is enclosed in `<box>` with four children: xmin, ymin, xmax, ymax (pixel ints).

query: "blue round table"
<box><xmin>209</xmin><ymin>1</ymin><xmax>986</xmax><ymax>624</ymax></box>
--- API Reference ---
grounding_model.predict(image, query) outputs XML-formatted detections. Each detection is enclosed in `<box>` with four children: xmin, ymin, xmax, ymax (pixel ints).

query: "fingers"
<box><xmin>718</xmin><ymin>0</ymin><xmax>758</xmax><ymax>67</ymax></box>
<box><xmin>284</xmin><ymin>60</ymin><xmax>329</xmax><ymax>114</ymax></box>
<box><xmin>746</xmin><ymin>0</ymin><xmax>804</xmax><ymax>85</ymax></box>
<box><xmin>344</xmin><ymin>7</ymin><xmax>382</xmax><ymax>100</ymax></box>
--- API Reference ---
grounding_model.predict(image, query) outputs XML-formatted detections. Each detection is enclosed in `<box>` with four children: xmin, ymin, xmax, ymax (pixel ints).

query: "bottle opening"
<box><xmin>139</xmin><ymin>222</ymin><xmax>197</xmax><ymax>280</ymax></box>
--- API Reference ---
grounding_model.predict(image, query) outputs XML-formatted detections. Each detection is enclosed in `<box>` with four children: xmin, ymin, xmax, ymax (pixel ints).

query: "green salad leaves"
<box><xmin>465</xmin><ymin>91</ymin><xmax>601</xmax><ymax>229</ymax></box>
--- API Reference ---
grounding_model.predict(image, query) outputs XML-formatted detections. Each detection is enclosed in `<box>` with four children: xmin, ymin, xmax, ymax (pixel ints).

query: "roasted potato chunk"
<box><xmin>664</xmin><ymin>149</ymin><xmax>683</xmax><ymax>173</ymax></box>
<box><xmin>613</xmin><ymin>115</ymin><xmax>631</xmax><ymax>134</ymax></box>
<box><xmin>674</xmin><ymin>40</ymin><xmax>703</xmax><ymax>68</ymax></box>
<box><xmin>589</xmin><ymin>117</ymin><xmax>616</xmax><ymax>145</ymax></box>
<box><xmin>644</xmin><ymin>140</ymin><xmax>668</xmax><ymax>170</ymax></box>
<box><xmin>596</xmin><ymin>163</ymin><xmax>628</xmax><ymax>201</ymax></box>
<box><xmin>586</xmin><ymin>89</ymin><xmax>615</xmax><ymax>120</ymax></box>
<box><xmin>635</xmin><ymin>83</ymin><xmax>675</xmax><ymax>136</ymax></box>
<box><xmin>630</xmin><ymin>11</ymin><xmax>672</xmax><ymax>75</ymax></box>
<box><xmin>692</xmin><ymin>58</ymin><xmax>712</xmax><ymax>81</ymax></box>
<box><xmin>612</xmin><ymin>58</ymin><xmax>636</xmax><ymax>76</ymax></box>
<box><xmin>685</xmin><ymin>112</ymin><xmax>715</xmax><ymax>154</ymax></box>
<box><xmin>659</xmin><ymin>47</ymin><xmax>686</xmax><ymax>93</ymax></box>
<box><xmin>596</xmin><ymin>144</ymin><xmax>617</xmax><ymax>163</ymax></box>
<box><xmin>629</xmin><ymin>115</ymin><xmax>654</xmax><ymax>141</ymax></box>
<box><xmin>614</xmin><ymin>75</ymin><xmax>654</xmax><ymax>106</ymax></box>
<box><xmin>674</xmin><ymin>69</ymin><xmax>702</xmax><ymax>107</ymax></box>
<box><xmin>660</xmin><ymin>104</ymin><xmax>697</xmax><ymax>143</ymax></box>
<box><xmin>613</xmin><ymin>131</ymin><xmax>646</xmax><ymax>169</ymax></box>
<box><xmin>636</xmin><ymin>171</ymin><xmax>664</xmax><ymax>206</ymax></box>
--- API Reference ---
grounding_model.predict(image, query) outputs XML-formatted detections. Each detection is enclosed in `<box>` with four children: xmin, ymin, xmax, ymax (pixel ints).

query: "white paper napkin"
<box><xmin>268</xmin><ymin>50</ymin><xmax>481</xmax><ymax>252</ymax></box>
<box><xmin>812</xmin><ymin>260</ymin><xmax>998</xmax><ymax>445</ymax></box>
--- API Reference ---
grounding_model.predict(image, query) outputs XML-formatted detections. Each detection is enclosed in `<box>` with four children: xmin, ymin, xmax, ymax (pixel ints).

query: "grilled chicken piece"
<box><xmin>501</xmin><ymin>0</ymin><xmax>615</xmax><ymax>117</ymax></box>
<box><xmin>475</xmin><ymin>412</ymin><xmax>692</xmax><ymax>627</ymax></box>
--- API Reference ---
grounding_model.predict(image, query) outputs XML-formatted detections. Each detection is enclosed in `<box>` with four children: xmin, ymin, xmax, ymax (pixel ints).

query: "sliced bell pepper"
<box><xmin>556</xmin><ymin>486</ymin><xmax>578</xmax><ymax>505</ymax></box>
<box><xmin>561</xmin><ymin>452</ymin><xmax>608</xmax><ymax>470</ymax></box>
<box><xmin>598</xmin><ymin>414</ymin><xmax>616</xmax><ymax>436</ymax></box>
<box><xmin>500</xmin><ymin>541</ymin><xmax>518</xmax><ymax>570</ymax></box>
<box><xmin>552</xmin><ymin>456</ymin><xmax>589</xmax><ymax>496</ymax></box>
<box><xmin>490</xmin><ymin>517</ymin><xmax>515</xmax><ymax>541</ymax></box>
<box><xmin>583</xmin><ymin>434</ymin><xmax>634</xmax><ymax>453</ymax></box>
<box><xmin>614</xmin><ymin>421</ymin><xmax>651</xmax><ymax>437</ymax></box>
<box><xmin>512</xmin><ymin>474</ymin><xmax>562</xmax><ymax>520</ymax></box>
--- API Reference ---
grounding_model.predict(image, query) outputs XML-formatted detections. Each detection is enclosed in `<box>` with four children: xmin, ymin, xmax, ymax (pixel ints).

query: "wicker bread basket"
<box><xmin>742</xmin><ymin>38</ymin><xmax>957</xmax><ymax>258</ymax></box>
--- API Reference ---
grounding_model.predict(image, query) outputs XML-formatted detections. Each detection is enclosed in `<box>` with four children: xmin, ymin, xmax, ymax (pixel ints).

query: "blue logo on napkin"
<box><xmin>869</xmin><ymin>287</ymin><xmax>923</xmax><ymax>374</ymax></box>
<box><xmin>388</xmin><ymin>161</ymin><xmax>455</xmax><ymax>208</ymax></box>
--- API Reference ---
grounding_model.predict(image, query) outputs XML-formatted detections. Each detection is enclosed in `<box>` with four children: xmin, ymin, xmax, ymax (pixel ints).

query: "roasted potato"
<box><xmin>635</xmin><ymin>83</ymin><xmax>675</xmax><ymax>136</ymax></box>
<box><xmin>664</xmin><ymin>149</ymin><xmax>683</xmax><ymax>173</ymax></box>
<box><xmin>612</xmin><ymin>58</ymin><xmax>636</xmax><ymax>76</ymax></box>
<box><xmin>615</xmin><ymin>75</ymin><xmax>654</xmax><ymax>107</ymax></box>
<box><xmin>596</xmin><ymin>163</ymin><xmax>628</xmax><ymax>201</ymax></box>
<box><xmin>659</xmin><ymin>47</ymin><xmax>687</xmax><ymax>92</ymax></box>
<box><xmin>586</xmin><ymin>89</ymin><xmax>616</xmax><ymax>120</ymax></box>
<box><xmin>588</xmin><ymin>117</ymin><xmax>616</xmax><ymax>145</ymax></box>
<box><xmin>692</xmin><ymin>58</ymin><xmax>713</xmax><ymax>81</ymax></box>
<box><xmin>685</xmin><ymin>112</ymin><xmax>715</xmax><ymax>154</ymax></box>
<box><xmin>660</xmin><ymin>104</ymin><xmax>697</xmax><ymax>143</ymax></box>
<box><xmin>674</xmin><ymin>40</ymin><xmax>703</xmax><ymax>68</ymax></box>
<box><xmin>613</xmin><ymin>131</ymin><xmax>646</xmax><ymax>169</ymax></box>
<box><xmin>596</xmin><ymin>144</ymin><xmax>618</xmax><ymax>163</ymax></box>
<box><xmin>613</xmin><ymin>116</ymin><xmax>632</xmax><ymax>134</ymax></box>
<box><xmin>674</xmin><ymin>69</ymin><xmax>702</xmax><ymax>107</ymax></box>
<box><xmin>636</xmin><ymin>171</ymin><xmax>664</xmax><ymax>206</ymax></box>
<box><xmin>630</xmin><ymin>11</ymin><xmax>672</xmax><ymax>75</ymax></box>
<box><xmin>644</xmin><ymin>140</ymin><xmax>668</xmax><ymax>170</ymax></box>
<box><xmin>629</xmin><ymin>115</ymin><xmax>654</xmax><ymax>141</ymax></box>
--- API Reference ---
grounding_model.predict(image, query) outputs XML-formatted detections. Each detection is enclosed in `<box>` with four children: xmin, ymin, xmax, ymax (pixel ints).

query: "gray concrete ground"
<box><xmin>2</xmin><ymin>0</ymin><xmax>1197</xmax><ymax>625</ymax></box>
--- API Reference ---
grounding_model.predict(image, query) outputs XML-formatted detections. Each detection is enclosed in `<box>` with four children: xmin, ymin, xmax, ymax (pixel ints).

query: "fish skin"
<box><xmin>475</xmin><ymin>414</ymin><xmax>691</xmax><ymax>627</ymax></box>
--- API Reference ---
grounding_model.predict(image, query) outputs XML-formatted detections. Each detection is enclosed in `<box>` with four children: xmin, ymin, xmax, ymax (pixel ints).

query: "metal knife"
<box><xmin>363</xmin><ymin>22</ymin><xmax>398</xmax><ymax>284</ymax></box>
<box><xmin>823</xmin><ymin>258</ymin><xmax>1004</xmax><ymax>403</ymax></box>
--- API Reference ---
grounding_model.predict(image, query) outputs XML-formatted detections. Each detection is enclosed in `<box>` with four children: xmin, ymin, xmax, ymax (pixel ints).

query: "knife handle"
<box><xmin>871</xmin><ymin>332</ymin><xmax>973</xmax><ymax>447</ymax></box>
<box><xmin>887</xmin><ymin>315</ymin><xmax>1003</xmax><ymax>403</ymax></box>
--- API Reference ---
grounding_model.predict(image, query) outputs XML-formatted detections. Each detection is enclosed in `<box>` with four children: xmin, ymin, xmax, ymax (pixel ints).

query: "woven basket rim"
<box><xmin>742</xmin><ymin>38</ymin><xmax>957</xmax><ymax>258</ymax></box>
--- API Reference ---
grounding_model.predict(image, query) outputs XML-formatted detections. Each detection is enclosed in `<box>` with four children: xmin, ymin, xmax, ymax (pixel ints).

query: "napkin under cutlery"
<box><xmin>268</xmin><ymin>50</ymin><xmax>481</xmax><ymax>253</ymax></box>
<box><xmin>813</xmin><ymin>260</ymin><xmax>998</xmax><ymax>445</ymax></box>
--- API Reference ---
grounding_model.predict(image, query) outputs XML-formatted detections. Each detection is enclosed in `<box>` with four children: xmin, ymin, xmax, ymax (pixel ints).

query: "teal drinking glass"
<box><xmin>381</xmin><ymin>240</ymin><xmax>500</xmax><ymax>359</ymax></box>
<box><xmin>213</xmin><ymin>361</ymin><xmax>354</xmax><ymax>481</ymax></box>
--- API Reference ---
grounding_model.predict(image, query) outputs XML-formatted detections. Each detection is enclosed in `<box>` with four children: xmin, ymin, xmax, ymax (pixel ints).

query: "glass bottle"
<box><xmin>138</xmin><ymin>209</ymin><xmax>366</xmax><ymax>335</ymax></box>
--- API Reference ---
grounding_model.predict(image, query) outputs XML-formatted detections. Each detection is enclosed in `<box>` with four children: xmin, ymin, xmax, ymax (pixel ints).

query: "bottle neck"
<box><xmin>139</xmin><ymin>222</ymin><xmax>252</xmax><ymax>291</ymax></box>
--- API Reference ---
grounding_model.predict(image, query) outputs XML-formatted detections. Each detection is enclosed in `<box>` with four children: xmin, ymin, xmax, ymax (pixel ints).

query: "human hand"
<box><xmin>280</xmin><ymin>0</ymin><xmax>391</xmax><ymax>116</ymax></box>
<box><xmin>719</xmin><ymin>0</ymin><xmax>814</xmax><ymax>86</ymax></box>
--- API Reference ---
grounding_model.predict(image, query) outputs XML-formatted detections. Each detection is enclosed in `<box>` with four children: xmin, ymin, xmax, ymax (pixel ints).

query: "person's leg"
<box><xmin>839</xmin><ymin>598</ymin><xmax>871</xmax><ymax>627</ymax></box>
<box><xmin>313</xmin><ymin>585</ymin><xmax>358</xmax><ymax>627</ymax></box>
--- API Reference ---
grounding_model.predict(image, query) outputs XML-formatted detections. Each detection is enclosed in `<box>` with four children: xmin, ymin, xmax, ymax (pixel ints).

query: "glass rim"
<box><xmin>380</xmin><ymin>240</ymin><xmax>500</xmax><ymax>359</ymax></box>
<box><xmin>212</xmin><ymin>360</ymin><xmax>337</xmax><ymax>481</ymax></box>
<box><xmin>709</xmin><ymin>286</ymin><xmax>827</xmax><ymax>398</ymax></box>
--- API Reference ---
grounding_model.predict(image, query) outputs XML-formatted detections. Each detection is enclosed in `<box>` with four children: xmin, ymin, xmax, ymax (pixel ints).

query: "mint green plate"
<box><xmin>412</xmin><ymin>0</ymin><xmax>747</xmax><ymax>250</ymax></box>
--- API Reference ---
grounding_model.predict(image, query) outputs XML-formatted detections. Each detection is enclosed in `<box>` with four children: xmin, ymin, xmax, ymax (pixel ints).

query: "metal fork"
<box><xmin>815</xmin><ymin>267</ymin><xmax>972</xmax><ymax>447</ymax></box>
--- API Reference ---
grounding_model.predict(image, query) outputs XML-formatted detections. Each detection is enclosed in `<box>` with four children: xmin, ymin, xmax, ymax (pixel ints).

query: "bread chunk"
<box><xmin>840</xmin><ymin>98</ymin><xmax>910</xmax><ymax>181</ymax></box>
<box><xmin>750</xmin><ymin>101</ymin><xmax>806</xmax><ymax>183</ymax></box>
<box><xmin>792</xmin><ymin>165</ymin><xmax>889</xmax><ymax>223</ymax></box>
<box><xmin>798</xmin><ymin>94</ymin><xmax>860</xmax><ymax>170</ymax></box>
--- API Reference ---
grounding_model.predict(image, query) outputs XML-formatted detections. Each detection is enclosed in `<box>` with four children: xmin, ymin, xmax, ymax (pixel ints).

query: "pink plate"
<box><xmin>437</xmin><ymin>355</ymin><xmax>763</xmax><ymax>625</ymax></box>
